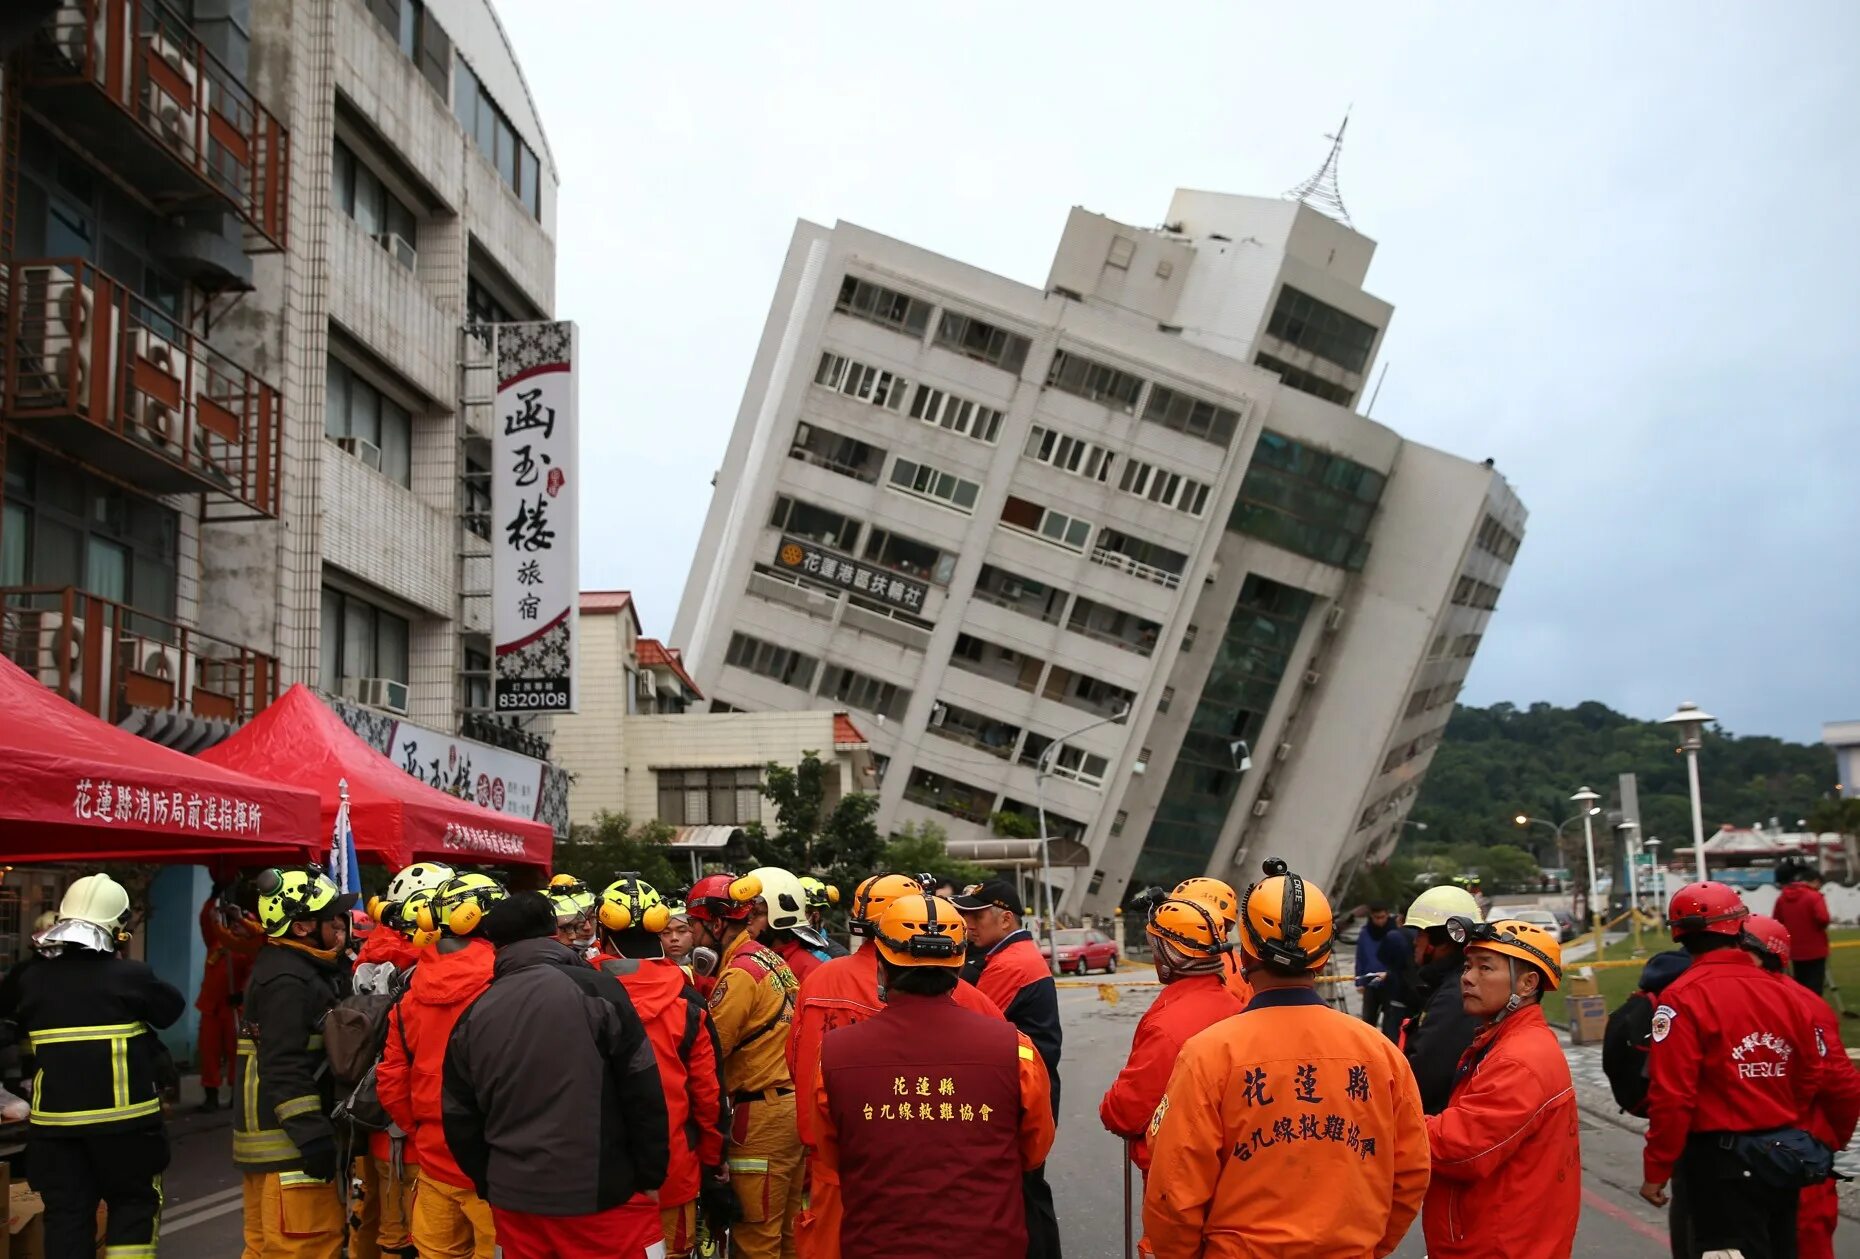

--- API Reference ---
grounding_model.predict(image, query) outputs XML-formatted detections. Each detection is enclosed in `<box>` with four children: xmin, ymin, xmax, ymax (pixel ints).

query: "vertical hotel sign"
<box><xmin>492</xmin><ymin>322</ymin><xmax>578</xmax><ymax>713</ymax></box>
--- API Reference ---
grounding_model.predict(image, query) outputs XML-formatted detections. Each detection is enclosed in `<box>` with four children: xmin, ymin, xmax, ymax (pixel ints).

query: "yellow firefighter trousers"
<box><xmin>728</xmin><ymin>1093</ymin><xmax>803</xmax><ymax>1259</ymax></box>
<box><xmin>347</xmin><ymin>1155</ymin><xmax>414</xmax><ymax>1258</ymax></box>
<box><xmin>661</xmin><ymin>1199</ymin><xmax>697</xmax><ymax>1259</ymax></box>
<box><xmin>410</xmin><ymin>1174</ymin><xmax>497</xmax><ymax>1259</ymax></box>
<box><xmin>240</xmin><ymin>1171</ymin><xmax>344</xmax><ymax>1259</ymax></box>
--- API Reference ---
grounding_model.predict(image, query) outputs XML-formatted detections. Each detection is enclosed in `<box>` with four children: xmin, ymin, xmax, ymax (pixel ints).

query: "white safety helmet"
<box><xmin>731</xmin><ymin>867</ymin><xmax>810</xmax><ymax>932</ymax></box>
<box><xmin>386</xmin><ymin>861</ymin><xmax>456</xmax><ymax>904</ymax></box>
<box><xmin>1404</xmin><ymin>884</ymin><xmax>1482</xmax><ymax>932</ymax></box>
<box><xmin>59</xmin><ymin>874</ymin><xmax>131</xmax><ymax>929</ymax></box>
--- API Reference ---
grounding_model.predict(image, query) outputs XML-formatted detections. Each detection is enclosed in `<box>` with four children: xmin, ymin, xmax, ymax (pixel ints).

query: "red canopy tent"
<box><xmin>0</xmin><ymin>656</ymin><xmax>320</xmax><ymax>864</ymax></box>
<box><xmin>198</xmin><ymin>685</ymin><xmax>554</xmax><ymax>871</ymax></box>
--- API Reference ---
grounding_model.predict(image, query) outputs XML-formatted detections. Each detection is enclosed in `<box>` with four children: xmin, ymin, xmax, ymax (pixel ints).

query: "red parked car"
<box><xmin>1040</xmin><ymin>928</ymin><xmax>1119</xmax><ymax>975</ymax></box>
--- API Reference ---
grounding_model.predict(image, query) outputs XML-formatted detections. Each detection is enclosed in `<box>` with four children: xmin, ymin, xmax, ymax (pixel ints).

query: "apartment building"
<box><xmin>553</xmin><ymin>590</ymin><xmax>875</xmax><ymax>839</ymax></box>
<box><xmin>675</xmin><ymin>188</ymin><xmax>1526</xmax><ymax>915</ymax></box>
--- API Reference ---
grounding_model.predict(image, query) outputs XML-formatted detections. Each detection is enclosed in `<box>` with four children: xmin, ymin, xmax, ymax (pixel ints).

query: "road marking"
<box><xmin>1580</xmin><ymin>1184</ymin><xmax>1668</xmax><ymax>1246</ymax></box>
<box><xmin>163</xmin><ymin>1185</ymin><xmax>246</xmax><ymax>1233</ymax></box>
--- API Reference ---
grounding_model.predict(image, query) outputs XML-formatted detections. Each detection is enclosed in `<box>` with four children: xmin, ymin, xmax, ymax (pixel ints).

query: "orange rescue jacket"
<box><xmin>1422</xmin><ymin>1003</ymin><xmax>1579</xmax><ymax>1259</ymax></box>
<box><xmin>375</xmin><ymin>939</ymin><xmax>493</xmax><ymax>1188</ymax></box>
<box><xmin>1142</xmin><ymin>987</ymin><xmax>1429</xmax><ymax>1259</ymax></box>
<box><xmin>196</xmin><ymin>897</ymin><xmax>262</xmax><ymax>1012</ymax></box>
<box><xmin>1100</xmin><ymin>973</ymin><xmax>1243</xmax><ymax>1172</ymax></box>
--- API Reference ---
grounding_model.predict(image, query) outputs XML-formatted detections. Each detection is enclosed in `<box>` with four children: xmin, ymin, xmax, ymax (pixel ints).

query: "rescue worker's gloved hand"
<box><xmin>700</xmin><ymin>1164</ymin><xmax>740</xmax><ymax>1227</ymax></box>
<box><xmin>297</xmin><ymin>1136</ymin><xmax>338</xmax><ymax>1183</ymax></box>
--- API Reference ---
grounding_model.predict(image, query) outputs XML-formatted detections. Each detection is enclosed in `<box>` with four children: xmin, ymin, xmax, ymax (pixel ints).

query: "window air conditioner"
<box><xmin>794</xmin><ymin>422</ymin><xmax>812</xmax><ymax>446</ymax></box>
<box><xmin>929</xmin><ymin>703</ymin><xmax>948</xmax><ymax>728</ymax></box>
<box><xmin>1001</xmin><ymin>580</ymin><xmax>1025</xmax><ymax>600</ymax></box>
<box><xmin>1275</xmin><ymin>741</ymin><xmax>1293</xmax><ymax>762</ymax></box>
<box><xmin>1302</xmin><ymin>669</ymin><xmax>1322</xmax><ymax>687</ymax></box>
<box><xmin>336</xmin><ymin>435</ymin><xmax>383</xmax><ymax>471</ymax></box>
<box><xmin>1325</xmin><ymin>605</ymin><xmax>1345</xmax><ymax>631</ymax></box>
<box><xmin>346</xmin><ymin>676</ymin><xmax>410</xmax><ymax>715</ymax></box>
<box><xmin>636</xmin><ymin>671</ymin><xmax>657</xmax><ymax>701</ymax></box>
<box><xmin>376</xmin><ymin>232</ymin><xmax>418</xmax><ymax>271</ymax></box>
<box><xmin>1251</xmin><ymin>798</ymin><xmax>1272</xmax><ymax>818</ymax></box>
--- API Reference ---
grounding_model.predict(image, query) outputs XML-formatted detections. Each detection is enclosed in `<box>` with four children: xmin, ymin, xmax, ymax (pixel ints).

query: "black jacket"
<box><xmin>0</xmin><ymin>948</ymin><xmax>184</xmax><ymax>1135</ymax></box>
<box><xmin>443</xmin><ymin>938</ymin><xmax>669</xmax><ymax>1215</ymax></box>
<box><xmin>1404</xmin><ymin>948</ymin><xmax>1479</xmax><ymax>1114</ymax></box>
<box><xmin>234</xmin><ymin>942</ymin><xmax>349</xmax><ymax>1171</ymax></box>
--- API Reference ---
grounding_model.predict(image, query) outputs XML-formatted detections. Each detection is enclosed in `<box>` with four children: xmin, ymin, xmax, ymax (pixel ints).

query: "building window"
<box><xmin>1475</xmin><ymin>514</ymin><xmax>1522</xmax><ymax>563</ymax></box>
<box><xmin>999</xmin><ymin>496</ymin><xmax>1090</xmax><ymax>552</ymax></box>
<box><xmin>367</xmin><ymin>0</ymin><xmax>450</xmax><ymax>97</ymax></box>
<box><xmin>1106</xmin><ymin>235</ymin><xmax>1136</xmax><ymax>269</ymax></box>
<box><xmin>769</xmin><ymin>494</ymin><xmax>860</xmax><ymax>553</ymax></box>
<box><xmin>1183</xmin><ymin>624</ymin><xmax>1199</xmax><ymax>650</ymax></box>
<box><xmin>1091</xmin><ymin>528</ymin><xmax>1188</xmax><ymax>588</ymax></box>
<box><xmin>933</xmin><ymin>310</ymin><xmax>1031</xmax><ymax>375</ymax></box>
<box><xmin>452</xmin><ymin>54</ymin><xmax>542</xmax><ymax>219</ymax></box>
<box><xmin>324</xmin><ymin>358</ymin><xmax>413</xmax><ymax>487</ymax></box>
<box><xmin>1119</xmin><ymin>459</ymin><xmax>1211</xmax><ymax>516</ymax></box>
<box><xmin>1018</xmin><ymin>733</ymin><xmax>1110</xmax><ymax>787</ymax></box>
<box><xmin>928</xmin><ymin>701</ymin><xmax>1021</xmax><ymax>759</ymax></box>
<box><xmin>1024</xmin><ymin>426</ymin><xmax>1114</xmax><ymax>482</ymax></box>
<box><xmin>819</xmin><ymin>664</ymin><xmax>910</xmax><ymax>720</ymax></box>
<box><xmin>909</xmin><ymin>385</ymin><xmax>1003</xmax><ymax>443</ymax></box>
<box><xmin>902</xmin><ymin>767</ymin><xmax>995</xmax><ymax>826</ymax></box>
<box><xmin>815</xmin><ymin>351</ymin><xmax>912</xmax><ymax>410</ymax></box>
<box><xmin>972</xmin><ymin>563</ymin><xmax>1067</xmax><ymax>625</ymax></box>
<box><xmin>863</xmin><ymin>528</ymin><xmax>953</xmax><ymax>584</ymax></box>
<box><xmin>888</xmin><ymin>458</ymin><xmax>980</xmax><ymax>513</ymax></box>
<box><xmin>1229</xmin><ymin>429</ymin><xmax>1384</xmax><ymax>571</ymax></box>
<box><xmin>1142</xmin><ymin>384</ymin><xmax>1242</xmax><ymax>447</ymax></box>
<box><xmin>1066</xmin><ymin>596</ymin><xmax>1160</xmax><ymax>655</ymax></box>
<box><xmin>331</xmin><ymin>140</ymin><xmax>417</xmax><ymax>265</ymax></box>
<box><xmin>1253</xmin><ymin>353</ymin><xmax>1354</xmax><ymax>407</ymax></box>
<box><xmin>1451</xmin><ymin>576</ymin><xmax>1501</xmax><ymax>611</ymax></box>
<box><xmin>461</xmin><ymin>646</ymin><xmax>490</xmax><ymax>713</ymax></box>
<box><xmin>464</xmin><ymin>456</ymin><xmax>491</xmax><ymax>539</ymax></box>
<box><xmin>790</xmin><ymin>424</ymin><xmax>886</xmax><ymax>483</ymax></box>
<box><xmin>725</xmin><ymin>632</ymin><xmax>818</xmax><ymax>691</ymax></box>
<box><xmin>319</xmin><ymin>585</ymin><xmax>410</xmax><ymax>692</ymax></box>
<box><xmin>948</xmin><ymin>633</ymin><xmax>1042</xmax><ymax>692</ymax></box>
<box><xmin>834</xmin><ymin>275</ymin><xmax>931</xmax><ymax>337</ymax></box>
<box><xmin>1158</xmin><ymin>685</ymin><xmax>1175</xmax><ymax>714</ymax></box>
<box><xmin>1265</xmin><ymin>285</ymin><xmax>1378</xmax><ymax>374</ymax></box>
<box><xmin>1109</xmin><ymin>810</ymin><xmax>1128</xmax><ymax>837</ymax></box>
<box><xmin>1041</xmin><ymin>666</ymin><xmax>1135</xmax><ymax>720</ymax></box>
<box><xmin>657</xmin><ymin>767</ymin><xmax>762</xmax><ymax>827</ymax></box>
<box><xmin>1045</xmin><ymin>349</ymin><xmax>1144</xmax><ymax>411</ymax></box>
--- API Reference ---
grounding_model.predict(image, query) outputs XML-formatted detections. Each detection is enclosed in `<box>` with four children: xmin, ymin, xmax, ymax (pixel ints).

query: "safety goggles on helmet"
<box><xmin>547</xmin><ymin>874</ymin><xmax>597</xmax><ymax>927</ymax></box>
<box><xmin>1446</xmin><ymin>916</ymin><xmax>1563</xmax><ymax>988</ymax></box>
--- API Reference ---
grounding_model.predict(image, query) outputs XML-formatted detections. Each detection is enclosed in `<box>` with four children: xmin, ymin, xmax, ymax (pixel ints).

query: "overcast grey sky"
<box><xmin>500</xmin><ymin>1</ymin><xmax>1859</xmax><ymax>744</ymax></box>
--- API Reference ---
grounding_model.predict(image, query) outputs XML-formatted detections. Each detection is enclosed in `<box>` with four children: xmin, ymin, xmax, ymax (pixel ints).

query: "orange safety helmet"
<box><xmin>1667</xmin><ymin>881</ymin><xmax>1748</xmax><ymax>939</ymax></box>
<box><xmin>1743</xmin><ymin>913</ymin><xmax>1792</xmax><ymax>967</ymax></box>
<box><xmin>1172</xmin><ymin>877</ymin><xmax>1240</xmax><ymax>932</ymax></box>
<box><xmin>1452</xmin><ymin>916</ymin><xmax>1563</xmax><ymax>990</ymax></box>
<box><xmin>1147</xmin><ymin>897</ymin><xmax>1228</xmax><ymax>956</ymax></box>
<box><xmin>1239</xmin><ymin>858</ymin><xmax>1335</xmax><ymax>972</ymax></box>
<box><xmin>871</xmin><ymin>894</ymin><xmax>966</xmax><ymax>969</ymax></box>
<box><xmin>848</xmin><ymin>873</ymin><xmax>923</xmax><ymax>938</ymax></box>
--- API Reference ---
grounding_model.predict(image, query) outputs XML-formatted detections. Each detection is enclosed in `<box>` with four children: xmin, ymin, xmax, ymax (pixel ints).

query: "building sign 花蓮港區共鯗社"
<box><xmin>773</xmin><ymin>535</ymin><xmax>928</xmax><ymax>613</ymax></box>
<box><xmin>389</xmin><ymin>719</ymin><xmax>546</xmax><ymax>822</ymax></box>
<box><xmin>492</xmin><ymin>321</ymin><xmax>579</xmax><ymax>713</ymax></box>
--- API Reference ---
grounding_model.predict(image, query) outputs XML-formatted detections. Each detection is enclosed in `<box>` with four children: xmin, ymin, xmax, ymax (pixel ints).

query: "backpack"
<box><xmin>1601</xmin><ymin>989</ymin><xmax>1657</xmax><ymax>1116</ymax></box>
<box><xmin>325</xmin><ymin>965</ymin><xmax>412</xmax><ymax>1132</ymax></box>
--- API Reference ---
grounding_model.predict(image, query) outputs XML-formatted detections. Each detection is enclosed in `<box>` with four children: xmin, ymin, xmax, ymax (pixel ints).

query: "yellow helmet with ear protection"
<box><xmin>599</xmin><ymin>875</ymin><xmax>670</xmax><ymax>934</ymax></box>
<box><xmin>416</xmin><ymin>873</ymin><xmax>508</xmax><ymax>938</ymax></box>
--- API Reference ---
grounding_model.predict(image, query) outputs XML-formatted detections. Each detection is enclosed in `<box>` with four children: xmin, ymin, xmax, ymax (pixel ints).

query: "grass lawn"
<box><xmin>1543</xmin><ymin>927</ymin><xmax>1860</xmax><ymax>1027</ymax></box>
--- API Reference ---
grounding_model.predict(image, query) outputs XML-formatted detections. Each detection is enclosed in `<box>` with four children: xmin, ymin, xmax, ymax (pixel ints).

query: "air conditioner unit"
<box><xmin>1251</xmin><ymin>798</ymin><xmax>1272</xmax><ymax>818</ymax></box>
<box><xmin>1001</xmin><ymin>581</ymin><xmax>1025</xmax><ymax>600</ymax></box>
<box><xmin>1302</xmin><ymin>669</ymin><xmax>1321</xmax><ymax>687</ymax></box>
<box><xmin>376</xmin><ymin>232</ymin><xmax>417</xmax><ymax>270</ymax></box>
<box><xmin>336</xmin><ymin>435</ymin><xmax>383</xmax><ymax>471</ymax></box>
<box><xmin>1325</xmin><ymin>605</ymin><xmax>1345</xmax><ymax>631</ymax></box>
<box><xmin>635</xmin><ymin>670</ymin><xmax>657</xmax><ymax>700</ymax></box>
<box><xmin>1131</xmin><ymin>758</ymin><xmax>1147</xmax><ymax>776</ymax></box>
<box><xmin>793</xmin><ymin>422</ymin><xmax>812</xmax><ymax>446</ymax></box>
<box><xmin>929</xmin><ymin>703</ymin><xmax>948</xmax><ymax>728</ymax></box>
<box><xmin>345</xmin><ymin>676</ymin><xmax>409</xmax><ymax>715</ymax></box>
<box><xmin>1275</xmin><ymin>741</ymin><xmax>1293</xmax><ymax>762</ymax></box>
<box><xmin>128</xmin><ymin>328</ymin><xmax>185</xmax><ymax>448</ymax></box>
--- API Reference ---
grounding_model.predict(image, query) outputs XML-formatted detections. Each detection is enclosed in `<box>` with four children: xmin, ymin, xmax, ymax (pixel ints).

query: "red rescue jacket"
<box><xmin>1776</xmin><ymin>884</ymin><xmax>1833</xmax><ymax>962</ymax></box>
<box><xmin>1100</xmin><ymin>974</ymin><xmax>1243</xmax><ymax>1173</ymax></box>
<box><xmin>196</xmin><ymin>897</ymin><xmax>262</xmax><ymax>1012</ymax></box>
<box><xmin>770</xmin><ymin>935</ymin><xmax>825</xmax><ymax>984</ymax></box>
<box><xmin>355</xmin><ymin>927</ymin><xmax>423</xmax><ymax>971</ymax></box>
<box><xmin>1770</xmin><ymin>971</ymin><xmax>1860</xmax><ymax>1150</ymax></box>
<box><xmin>593</xmin><ymin>954</ymin><xmax>726</xmax><ymax>1207</ymax></box>
<box><xmin>376</xmin><ymin>939</ymin><xmax>494</xmax><ymax>1188</ymax></box>
<box><xmin>1643</xmin><ymin>948</ymin><xmax>1822</xmax><ymax>1184</ymax></box>
<box><xmin>1423</xmin><ymin>1004</ymin><xmax>1579</xmax><ymax>1259</ymax></box>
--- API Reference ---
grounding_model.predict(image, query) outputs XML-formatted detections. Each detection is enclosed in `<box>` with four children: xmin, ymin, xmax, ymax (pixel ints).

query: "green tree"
<box><xmin>559</xmin><ymin>812</ymin><xmax>682</xmax><ymax>894</ymax></box>
<box><xmin>882</xmin><ymin>821</ymin><xmax>990</xmax><ymax>888</ymax></box>
<box><xmin>989</xmin><ymin>810</ymin><xmax>1039</xmax><ymax>839</ymax></box>
<box><xmin>741</xmin><ymin>752</ymin><xmax>884</xmax><ymax>895</ymax></box>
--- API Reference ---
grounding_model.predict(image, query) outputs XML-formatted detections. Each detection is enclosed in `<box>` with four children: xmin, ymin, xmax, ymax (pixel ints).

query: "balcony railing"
<box><xmin>26</xmin><ymin>0</ymin><xmax>290</xmax><ymax>248</ymax></box>
<box><xmin>901</xmin><ymin>782</ymin><xmax>994</xmax><ymax>826</ymax></box>
<box><xmin>1089</xmin><ymin>546</ymin><xmax>1183</xmax><ymax>590</ymax></box>
<box><xmin>5</xmin><ymin>259</ymin><xmax>282</xmax><ymax>518</ymax></box>
<box><xmin>2</xmin><ymin>585</ymin><xmax>278</xmax><ymax>727</ymax></box>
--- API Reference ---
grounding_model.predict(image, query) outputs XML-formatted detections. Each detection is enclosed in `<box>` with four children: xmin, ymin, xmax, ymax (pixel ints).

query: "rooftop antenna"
<box><xmin>1283</xmin><ymin>110</ymin><xmax>1355</xmax><ymax>230</ymax></box>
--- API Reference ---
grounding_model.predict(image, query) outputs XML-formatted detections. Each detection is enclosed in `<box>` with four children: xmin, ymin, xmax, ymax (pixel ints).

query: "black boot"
<box><xmin>196</xmin><ymin>1087</ymin><xmax>220</xmax><ymax>1113</ymax></box>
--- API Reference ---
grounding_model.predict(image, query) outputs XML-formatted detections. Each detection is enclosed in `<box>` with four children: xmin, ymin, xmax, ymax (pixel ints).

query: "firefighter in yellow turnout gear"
<box><xmin>235</xmin><ymin>867</ymin><xmax>357</xmax><ymax>1259</ymax></box>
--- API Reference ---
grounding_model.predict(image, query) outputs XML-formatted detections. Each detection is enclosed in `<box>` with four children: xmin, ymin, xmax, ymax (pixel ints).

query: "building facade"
<box><xmin>674</xmin><ymin>189</ymin><xmax>1525</xmax><ymax>914</ymax></box>
<box><xmin>1826</xmin><ymin>721</ymin><xmax>1860</xmax><ymax>799</ymax></box>
<box><xmin>553</xmin><ymin>590</ymin><xmax>875</xmax><ymax>834</ymax></box>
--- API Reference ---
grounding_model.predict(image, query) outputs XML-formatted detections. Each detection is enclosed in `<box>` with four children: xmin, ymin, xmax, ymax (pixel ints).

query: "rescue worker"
<box><xmin>359</xmin><ymin>862</ymin><xmax>453</xmax><ymax>971</ymax></box>
<box><xmin>1774</xmin><ymin>866</ymin><xmax>1833</xmax><ymax>996</ymax></box>
<box><xmin>659</xmin><ymin>901</ymin><xmax>696</xmax><ymax>966</ymax></box>
<box><xmin>741</xmin><ymin>866</ymin><xmax>830</xmax><ymax>982</ymax></box>
<box><xmin>953</xmin><ymin>879</ymin><xmax>1062</xmax><ymax>1106</ymax></box>
<box><xmin>808</xmin><ymin>894</ymin><xmax>1054</xmax><ymax>1258</ymax></box>
<box><xmin>1743</xmin><ymin>914</ymin><xmax>1860</xmax><ymax>1259</ymax></box>
<box><xmin>1355</xmin><ymin>900</ymin><xmax>1396</xmax><ymax>1027</ymax></box>
<box><xmin>1401</xmin><ymin>884</ymin><xmax>1483</xmax><ymax>1114</ymax></box>
<box><xmin>685</xmin><ymin>872</ymin><xmax>804</xmax><ymax>1258</ymax></box>
<box><xmin>1422</xmin><ymin>917</ymin><xmax>1578</xmax><ymax>1259</ymax></box>
<box><xmin>377</xmin><ymin>872</ymin><xmax>508</xmax><ymax>1259</ymax></box>
<box><xmin>590</xmin><ymin>876</ymin><xmax>727</xmax><ymax>1259</ymax></box>
<box><xmin>236</xmin><ymin>866</ymin><xmax>358</xmax><ymax>1259</ymax></box>
<box><xmin>0</xmin><ymin>874</ymin><xmax>183</xmax><ymax>1259</ymax></box>
<box><xmin>1172</xmin><ymin>877</ymin><xmax>1254</xmax><ymax>1006</ymax></box>
<box><xmin>799</xmin><ymin>877</ymin><xmax>849</xmax><ymax>959</ymax></box>
<box><xmin>1100</xmin><ymin>895</ymin><xmax>1244</xmax><ymax>1177</ymax></box>
<box><xmin>196</xmin><ymin>879</ymin><xmax>263</xmax><ymax>1113</ymax></box>
<box><xmin>1142</xmin><ymin>859</ymin><xmax>1429</xmax><ymax>1259</ymax></box>
<box><xmin>1642</xmin><ymin>882</ymin><xmax>1822</xmax><ymax>1259</ymax></box>
<box><xmin>443</xmin><ymin>893</ymin><xmax>670</xmax><ymax>1259</ymax></box>
<box><xmin>547</xmin><ymin>873</ymin><xmax>598</xmax><ymax>957</ymax></box>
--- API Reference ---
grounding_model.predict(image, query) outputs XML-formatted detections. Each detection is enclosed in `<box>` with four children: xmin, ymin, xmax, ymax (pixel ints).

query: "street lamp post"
<box><xmin>1660</xmin><ymin>702</ymin><xmax>1716</xmax><ymax>883</ymax></box>
<box><xmin>1572</xmin><ymin>787</ymin><xmax>1603</xmax><ymax>961</ymax></box>
<box><xmin>1035</xmin><ymin>704</ymin><xmax>1132</xmax><ymax>975</ymax></box>
<box><xmin>1617</xmin><ymin>820</ymin><xmax>1642</xmax><ymax>955</ymax></box>
<box><xmin>1513</xmin><ymin>811</ymin><xmax>1601</xmax><ymax>875</ymax></box>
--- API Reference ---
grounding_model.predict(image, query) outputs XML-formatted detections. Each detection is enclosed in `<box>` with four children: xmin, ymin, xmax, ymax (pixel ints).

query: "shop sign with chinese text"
<box><xmin>772</xmin><ymin>535</ymin><xmax>927</xmax><ymax>613</ymax></box>
<box><xmin>492</xmin><ymin>322</ymin><xmax>579</xmax><ymax>713</ymax></box>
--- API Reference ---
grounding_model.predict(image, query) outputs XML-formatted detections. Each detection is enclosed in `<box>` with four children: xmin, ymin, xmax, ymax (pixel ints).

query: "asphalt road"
<box><xmin>152</xmin><ymin>976</ymin><xmax>1860</xmax><ymax>1256</ymax></box>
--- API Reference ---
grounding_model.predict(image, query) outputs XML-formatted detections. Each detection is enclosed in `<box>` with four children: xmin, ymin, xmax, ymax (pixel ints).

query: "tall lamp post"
<box><xmin>1035</xmin><ymin>703</ymin><xmax>1131</xmax><ymax>975</ymax></box>
<box><xmin>1660</xmin><ymin>702</ymin><xmax>1715</xmax><ymax>883</ymax></box>
<box><xmin>1617</xmin><ymin>820</ymin><xmax>1642</xmax><ymax>955</ymax></box>
<box><xmin>1572</xmin><ymin>787</ymin><xmax>1603</xmax><ymax>960</ymax></box>
<box><xmin>1513</xmin><ymin>810</ymin><xmax>1600</xmax><ymax>875</ymax></box>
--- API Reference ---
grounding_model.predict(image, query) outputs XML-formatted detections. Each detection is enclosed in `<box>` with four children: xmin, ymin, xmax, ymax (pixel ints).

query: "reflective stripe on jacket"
<box><xmin>233</xmin><ymin>940</ymin><xmax>347</xmax><ymax>1172</ymax></box>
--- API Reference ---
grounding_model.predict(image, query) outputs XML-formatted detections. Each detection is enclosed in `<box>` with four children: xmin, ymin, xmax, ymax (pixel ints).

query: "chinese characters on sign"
<box><xmin>492</xmin><ymin>322</ymin><xmax>579</xmax><ymax>713</ymax></box>
<box><xmin>72</xmin><ymin>779</ymin><xmax>264</xmax><ymax>835</ymax></box>
<box><xmin>440</xmin><ymin>822</ymin><xmax>530</xmax><ymax>858</ymax></box>
<box><xmin>772</xmin><ymin>536</ymin><xmax>929</xmax><ymax>613</ymax></box>
<box><xmin>389</xmin><ymin>719</ymin><xmax>546</xmax><ymax>822</ymax></box>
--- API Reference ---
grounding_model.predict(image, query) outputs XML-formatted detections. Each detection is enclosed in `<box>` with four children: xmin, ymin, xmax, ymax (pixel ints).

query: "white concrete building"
<box><xmin>675</xmin><ymin>189</ymin><xmax>1526</xmax><ymax>913</ymax></box>
<box><xmin>1826</xmin><ymin>721</ymin><xmax>1860</xmax><ymax>799</ymax></box>
<box><xmin>553</xmin><ymin>590</ymin><xmax>875</xmax><ymax>833</ymax></box>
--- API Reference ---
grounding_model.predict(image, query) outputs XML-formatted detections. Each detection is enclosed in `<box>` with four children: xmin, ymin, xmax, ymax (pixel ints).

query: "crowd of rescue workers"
<box><xmin>0</xmin><ymin>850</ymin><xmax>1851</xmax><ymax>1259</ymax></box>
